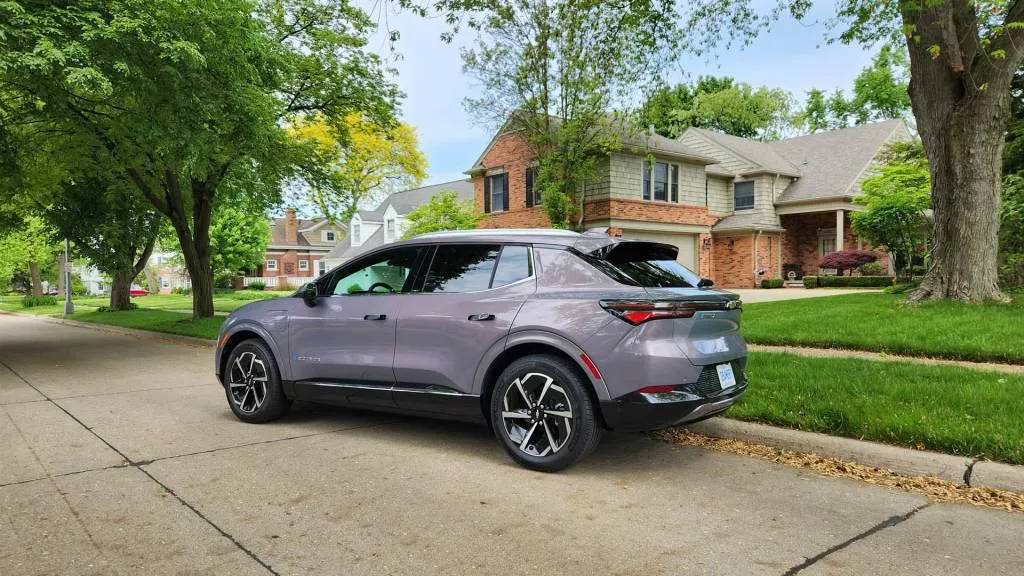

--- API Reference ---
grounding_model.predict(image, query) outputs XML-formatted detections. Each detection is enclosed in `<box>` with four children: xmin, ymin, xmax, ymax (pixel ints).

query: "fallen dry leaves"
<box><xmin>651</xmin><ymin>427</ymin><xmax>1024</xmax><ymax>514</ymax></box>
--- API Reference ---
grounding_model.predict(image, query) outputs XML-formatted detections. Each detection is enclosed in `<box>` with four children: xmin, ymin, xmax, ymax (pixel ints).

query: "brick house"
<box><xmin>247</xmin><ymin>208</ymin><xmax>345</xmax><ymax>287</ymax></box>
<box><xmin>466</xmin><ymin>119</ymin><xmax>910</xmax><ymax>288</ymax></box>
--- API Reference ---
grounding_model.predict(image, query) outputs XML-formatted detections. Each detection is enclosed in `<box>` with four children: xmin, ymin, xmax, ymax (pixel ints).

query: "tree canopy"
<box><xmin>289</xmin><ymin>113</ymin><xmax>428</xmax><ymax>223</ymax></box>
<box><xmin>638</xmin><ymin>76</ymin><xmax>795</xmax><ymax>140</ymax></box>
<box><xmin>0</xmin><ymin>0</ymin><xmax>400</xmax><ymax>316</ymax></box>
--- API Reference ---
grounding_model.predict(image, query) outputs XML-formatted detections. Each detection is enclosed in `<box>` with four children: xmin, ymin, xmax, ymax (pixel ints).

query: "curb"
<box><xmin>0</xmin><ymin>310</ymin><xmax>215</xmax><ymax>348</ymax></box>
<box><xmin>685</xmin><ymin>418</ymin><xmax>1024</xmax><ymax>494</ymax></box>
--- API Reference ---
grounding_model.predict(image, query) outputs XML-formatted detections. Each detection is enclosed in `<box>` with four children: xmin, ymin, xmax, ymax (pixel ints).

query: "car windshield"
<box><xmin>582</xmin><ymin>241</ymin><xmax>700</xmax><ymax>288</ymax></box>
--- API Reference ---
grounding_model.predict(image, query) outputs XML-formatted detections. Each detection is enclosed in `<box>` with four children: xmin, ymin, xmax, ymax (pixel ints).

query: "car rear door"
<box><xmin>288</xmin><ymin>245</ymin><xmax>429</xmax><ymax>410</ymax></box>
<box><xmin>392</xmin><ymin>243</ymin><xmax>535</xmax><ymax>417</ymax></box>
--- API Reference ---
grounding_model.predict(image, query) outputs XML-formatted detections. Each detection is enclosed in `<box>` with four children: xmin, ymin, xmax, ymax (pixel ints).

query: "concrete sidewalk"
<box><xmin>2</xmin><ymin>314</ymin><xmax>1023</xmax><ymax>575</ymax></box>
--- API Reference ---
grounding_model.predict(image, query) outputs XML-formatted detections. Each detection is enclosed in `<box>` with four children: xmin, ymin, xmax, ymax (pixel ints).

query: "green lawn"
<box><xmin>730</xmin><ymin>351</ymin><xmax>1024</xmax><ymax>465</ymax></box>
<box><xmin>72</xmin><ymin>309</ymin><xmax>224</xmax><ymax>340</ymax></box>
<box><xmin>741</xmin><ymin>292</ymin><xmax>1024</xmax><ymax>364</ymax></box>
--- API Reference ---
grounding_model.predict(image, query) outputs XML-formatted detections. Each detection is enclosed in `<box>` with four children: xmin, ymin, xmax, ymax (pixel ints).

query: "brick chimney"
<box><xmin>284</xmin><ymin>208</ymin><xmax>298</xmax><ymax>244</ymax></box>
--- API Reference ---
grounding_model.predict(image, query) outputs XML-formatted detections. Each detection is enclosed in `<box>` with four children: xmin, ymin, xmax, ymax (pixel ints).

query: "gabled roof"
<box><xmin>466</xmin><ymin>115</ymin><xmax>718</xmax><ymax>173</ymax></box>
<box><xmin>270</xmin><ymin>216</ymin><xmax>344</xmax><ymax>247</ymax></box>
<box><xmin>685</xmin><ymin>128</ymin><xmax>801</xmax><ymax>177</ymax></box>
<box><xmin>683</xmin><ymin>119</ymin><xmax>909</xmax><ymax>204</ymax></box>
<box><xmin>769</xmin><ymin>119</ymin><xmax>907</xmax><ymax>203</ymax></box>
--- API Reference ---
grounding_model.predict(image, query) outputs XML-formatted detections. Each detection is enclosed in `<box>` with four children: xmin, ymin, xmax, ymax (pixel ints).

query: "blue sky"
<box><xmin>363</xmin><ymin>3</ymin><xmax>879</xmax><ymax>186</ymax></box>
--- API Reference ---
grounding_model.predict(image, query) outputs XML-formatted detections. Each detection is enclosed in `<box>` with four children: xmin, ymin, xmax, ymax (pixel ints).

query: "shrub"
<box><xmin>818</xmin><ymin>249</ymin><xmax>879</xmax><ymax>275</ymax></box>
<box><xmin>21</xmin><ymin>295</ymin><xmax>58</xmax><ymax>308</ymax></box>
<box><xmin>346</xmin><ymin>283</ymin><xmax>364</xmax><ymax>294</ymax></box>
<box><xmin>247</xmin><ymin>281</ymin><xmax>266</xmax><ymax>291</ymax></box>
<box><xmin>70</xmin><ymin>274</ymin><xmax>90</xmax><ymax>296</ymax></box>
<box><xmin>803</xmin><ymin>275</ymin><xmax>819</xmax><ymax>289</ymax></box>
<box><xmin>760</xmin><ymin>278</ymin><xmax>784</xmax><ymax>289</ymax></box>
<box><xmin>171</xmin><ymin>287</ymin><xmax>191</xmax><ymax>295</ymax></box>
<box><xmin>817</xmin><ymin>275</ymin><xmax>895</xmax><ymax>288</ymax></box>
<box><xmin>858</xmin><ymin>263</ymin><xmax>884</xmax><ymax>276</ymax></box>
<box><xmin>213</xmin><ymin>271</ymin><xmax>235</xmax><ymax>288</ymax></box>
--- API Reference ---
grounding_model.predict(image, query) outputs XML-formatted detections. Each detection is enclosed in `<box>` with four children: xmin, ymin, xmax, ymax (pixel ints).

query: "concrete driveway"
<box><xmin>1</xmin><ymin>314</ymin><xmax>1021</xmax><ymax>575</ymax></box>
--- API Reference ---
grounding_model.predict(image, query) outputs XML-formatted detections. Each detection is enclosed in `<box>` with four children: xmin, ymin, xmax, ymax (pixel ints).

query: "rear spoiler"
<box><xmin>571</xmin><ymin>237</ymin><xmax>679</xmax><ymax>262</ymax></box>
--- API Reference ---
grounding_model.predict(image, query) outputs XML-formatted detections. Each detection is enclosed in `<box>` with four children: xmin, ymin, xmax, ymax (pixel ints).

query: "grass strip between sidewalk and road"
<box><xmin>71</xmin><ymin>309</ymin><xmax>225</xmax><ymax>340</ymax></box>
<box><xmin>731</xmin><ymin>351</ymin><xmax>1024</xmax><ymax>465</ymax></box>
<box><xmin>741</xmin><ymin>292</ymin><xmax>1024</xmax><ymax>364</ymax></box>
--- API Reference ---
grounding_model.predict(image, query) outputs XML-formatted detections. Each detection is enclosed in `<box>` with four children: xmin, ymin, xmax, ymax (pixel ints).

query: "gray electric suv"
<box><xmin>215</xmin><ymin>228</ymin><xmax>747</xmax><ymax>471</ymax></box>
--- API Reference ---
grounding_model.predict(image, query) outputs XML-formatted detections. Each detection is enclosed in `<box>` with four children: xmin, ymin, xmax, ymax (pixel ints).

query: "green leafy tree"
<box><xmin>208</xmin><ymin>206</ymin><xmax>272</xmax><ymax>277</ymax></box>
<box><xmin>0</xmin><ymin>0</ymin><xmax>399</xmax><ymax>317</ymax></box>
<box><xmin>1000</xmin><ymin>175</ymin><xmax>1024</xmax><ymax>286</ymax></box>
<box><xmin>801</xmin><ymin>89</ymin><xmax>831</xmax><ymax>133</ymax></box>
<box><xmin>453</xmin><ymin>0</ymin><xmax>682</xmax><ymax>229</ymax></box>
<box><xmin>0</xmin><ymin>216</ymin><xmax>60</xmax><ymax>297</ymax></box>
<box><xmin>850</xmin><ymin>45</ymin><xmax>912</xmax><ymax>124</ymax></box>
<box><xmin>402</xmin><ymin>191</ymin><xmax>482</xmax><ymax>238</ymax></box>
<box><xmin>851</xmin><ymin>141</ymin><xmax>931</xmax><ymax>278</ymax></box>
<box><xmin>684</xmin><ymin>1</ymin><xmax>1024</xmax><ymax>302</ymax></box>
<box><xmin>640</xmin><ymin>76</ymin><xmax>795</xmax><ymax>140</ymax></box>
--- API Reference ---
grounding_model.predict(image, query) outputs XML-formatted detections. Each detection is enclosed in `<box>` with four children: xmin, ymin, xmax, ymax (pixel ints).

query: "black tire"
<box><xmin>222</xmin><ymin>338</ymin><xmax>291</xmax><ymax>423</ymax></box>
<box><xmin>489</xmin><ymin>354</ymin><xmax>602</xmax><ymax>472</ymax></box>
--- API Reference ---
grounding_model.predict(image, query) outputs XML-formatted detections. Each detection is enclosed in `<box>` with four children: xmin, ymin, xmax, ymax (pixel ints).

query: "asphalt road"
<box><xmin>1</xmin><ymin>314</ymin><xmax>1022</xmax><ymax>576</ymax></box>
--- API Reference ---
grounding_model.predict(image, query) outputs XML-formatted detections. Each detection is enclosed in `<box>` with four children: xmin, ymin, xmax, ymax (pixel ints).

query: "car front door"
<box><xmin>288</xmin><ymin>245</ymin><xmax>429</xmax><ymax>410</ymax></box>
<box><xmin>393</xmin><ymin>243</ymin><xmax>535</xmax><ymax>417</ymax></box>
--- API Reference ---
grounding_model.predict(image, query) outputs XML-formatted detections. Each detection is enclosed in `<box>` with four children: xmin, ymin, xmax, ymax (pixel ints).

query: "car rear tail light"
<box><xmin>637</xmin><ymin>385</ymin><xmax>677</xmax><ymax>394</ymax></box>
<box><xmin>600</xmin><ymin>299</ymin><xmax>739</xmax><ymax>325</ymax></box>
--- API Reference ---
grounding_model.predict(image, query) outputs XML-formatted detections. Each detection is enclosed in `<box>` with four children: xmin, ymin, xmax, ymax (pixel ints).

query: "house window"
<box><xmin>266</xmin><ymin>259</ymin><xmax>278</xmax><ymax>271</ymax></box>
<box><xmin>299</xmin><ymin>259</ymin><xmax>309</xmax><ymax>271</ymax></box>
<box><xmin>525</xmin><ymin>167</ymin><xmax>539</xmax><ymax>207</ymax></box>
<box><xmin>643</xmin><ymin>160</ymin><xmax>674</xmax><ymax>202</ymax></box>
<box><xmin>386</xmin><ymin>219</ymin><xmax>396</xmax><ymax>241</ymax></box>
<box><xmin>734</xmin><ymin>181</ymin><xmax>755</xmax><ymax>210</ymax></box>
<box><xmin>323</xmin><ymin>230</ymin><xmax>336</xmax><ymax>242</ymax></box>
<box><xmin>317</xmin><ymin>259</ymin><xmax>328</xmax><ymax>276</ymax></box>
<box><xmin>484</xmin><ymin>172</ymin><xmax>507</xmax><ymax>213</ymax></box>
<box><xmin>352</xmin><ymin>222</ymin><xmax>361</xmax><ymax>245</ymax></box>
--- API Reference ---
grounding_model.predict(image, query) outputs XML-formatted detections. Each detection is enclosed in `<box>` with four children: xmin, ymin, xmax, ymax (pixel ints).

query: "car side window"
<box><xmin>326</xmin><ymin>246</ymin><xmax>426</xmax><ymax>295</ymax></box>
<box><xmin>422</xmin><ymin>244</ymin><xmax>500</xmax><ymax>293</ymax></box>
<box><xmin>490</xmin><ymin>245</ymin><xmax>532</xmax><ymax>288</ymax></box>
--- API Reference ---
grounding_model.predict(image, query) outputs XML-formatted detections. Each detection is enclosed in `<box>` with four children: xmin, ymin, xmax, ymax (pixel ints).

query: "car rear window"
<box><xmin>581</xmin><ymin>242</ymin><xmax>700</xmax><ymax>288</ymax></box>
<box><xmin>490</xmin><ymin>245</ymin><xmax>532</xmax><ymax>288</ymax></box>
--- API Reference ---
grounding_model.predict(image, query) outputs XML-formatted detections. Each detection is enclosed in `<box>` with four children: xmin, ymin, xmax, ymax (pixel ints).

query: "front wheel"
<box><xmin>223</xmin><ymin>339</ymin><xmax>291</xmax><ymax>423</ymax></box>
<box><xmin>489</xmin><ymin>354</ymin><xmax>602</xmax><ymax>472</ymax></box>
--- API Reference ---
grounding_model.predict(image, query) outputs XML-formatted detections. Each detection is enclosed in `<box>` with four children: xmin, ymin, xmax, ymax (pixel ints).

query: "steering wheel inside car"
<box><xmin>367</xmin><ymin>282</ymin><xmax>395</xmax><ymax>293</ymax></box>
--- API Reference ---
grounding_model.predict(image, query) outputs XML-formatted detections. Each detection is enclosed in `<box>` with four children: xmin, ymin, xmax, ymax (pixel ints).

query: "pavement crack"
<box><xmin>0</xmin><ymin>357</ymin><xmax>279</xmax><ymax>576</ymax></box>
<box><xmin>781</xmin><ymin>503</ymin><xmax>931</xmax><ymax>576</ymax></box>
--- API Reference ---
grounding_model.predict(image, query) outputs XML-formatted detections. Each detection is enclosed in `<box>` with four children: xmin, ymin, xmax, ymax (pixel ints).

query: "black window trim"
<box><xmin>734</xmin><ymin>180</ymin><xmax>756</xmax><ymax>211</ymax></box>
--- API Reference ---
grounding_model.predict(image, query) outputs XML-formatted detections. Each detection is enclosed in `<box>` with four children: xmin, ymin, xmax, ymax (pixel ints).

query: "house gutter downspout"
<box><xmin>753</xmin><ymin>229</ymin><xmax>763</xmax><ymax>288</ymax></box>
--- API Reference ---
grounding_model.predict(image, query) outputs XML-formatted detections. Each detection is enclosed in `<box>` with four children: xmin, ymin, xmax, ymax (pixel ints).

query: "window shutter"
<box><xmin>642</xmin><ymin>160</ymin><xmax>651</xmax><ymax>200</ymax></box>
<box><xmin>501</xmin><ymin>173</ymin><xmax>509</xmax><ymax>211</ymax></box>
<box><xmin>671</xmin><ymin>164</ymin><xmax>679</xmax><ymax>203</ymax></box>
<box><xmin>483</xmin><ymin>175</ymin><xmax>491</xmax><ymax>213</ymax></box>
<box><xmin>525</xmin><ymin>168</ymin><xmax>535</xmax><ymax>208</ymax></box>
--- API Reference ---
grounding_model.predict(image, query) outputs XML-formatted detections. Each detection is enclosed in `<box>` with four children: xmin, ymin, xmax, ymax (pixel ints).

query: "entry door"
<box><xmin>288</xmin><ymin>245</ymin><xmax>428</xmax><ymax>409</ymax></box>
<box><xmin>393</xmin><ymin>244</ymin><xmax>534</xmax><ymax>413</ymax></box>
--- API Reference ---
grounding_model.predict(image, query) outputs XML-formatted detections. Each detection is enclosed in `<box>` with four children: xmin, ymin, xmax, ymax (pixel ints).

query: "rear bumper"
<box><xmin>600</xmin><ymin>385</ymin><xmax>746</xmax><ymax>432</ymax></box>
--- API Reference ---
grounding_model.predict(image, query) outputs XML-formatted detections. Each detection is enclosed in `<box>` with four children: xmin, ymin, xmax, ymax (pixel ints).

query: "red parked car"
<box><xmin>130</xmin><ymin>286</ymin><xmax>149</xmax><ymax>297</ymax></box>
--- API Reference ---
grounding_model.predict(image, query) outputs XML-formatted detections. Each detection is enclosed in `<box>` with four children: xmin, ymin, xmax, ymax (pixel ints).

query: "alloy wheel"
<box><xmin>228</xmin><ymin>351</ymin><xmax>269</xmax><ymax>414</ymax></box>
<box><xmin>501</xmin><ymin>372</ymin><xmax>574</xmax><ymax>457</ymax></box>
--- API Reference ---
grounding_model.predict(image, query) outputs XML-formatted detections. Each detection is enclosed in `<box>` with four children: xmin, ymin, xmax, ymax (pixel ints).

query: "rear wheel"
<box><xmin>489</xmin><ymin>354</ymin><xmax>602</xmax><ymax>472</ymax></box>
<box><xmin>223</xmin><ymin>339</ymin><xmax>291</xmax><ymax>423</ymax></box>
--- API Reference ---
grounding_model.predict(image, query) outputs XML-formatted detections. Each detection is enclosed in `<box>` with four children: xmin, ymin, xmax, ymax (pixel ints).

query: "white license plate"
<box><xmin>716</xmin><ymin>363</ymin><xmax>737</xmax><ymax>389</ymax></box>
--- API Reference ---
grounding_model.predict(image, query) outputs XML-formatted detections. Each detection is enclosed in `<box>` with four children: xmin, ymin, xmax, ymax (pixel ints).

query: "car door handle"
<box><xmin>363</xmin><ymin>314</ymin><xmax>387</xmax><ymax>321</ymax></box>
<box><xmin>467</xmin><ymin>314</ymin><xmax>495</xmax><ymax>322</ymax></box>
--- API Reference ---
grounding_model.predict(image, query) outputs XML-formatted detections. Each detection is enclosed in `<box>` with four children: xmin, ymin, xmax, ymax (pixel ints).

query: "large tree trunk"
<box><xmin>109</xmin><ymin>272</ymin><xmax>133</xmax><ymax>310</ymax></box>
<box><xmin>28</xmin><ymin>261</ymin><xmax>42</xmax><ymax>297</ymax></box>
<box><xmin>901</xmin><ymin>3</ymin><xmax>1022</xmax><ymax>302</ymax></box>
<box><xmin>106</xmin><ymin>236</ymin><xmax>156</xmax><ymax>311</ymax></box>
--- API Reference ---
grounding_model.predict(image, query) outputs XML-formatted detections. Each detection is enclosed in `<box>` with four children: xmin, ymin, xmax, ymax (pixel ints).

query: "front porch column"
<box><xmin>835</xmin><ymin>210</ymin><xmax>845</xmax><ymax>252</ymax></box>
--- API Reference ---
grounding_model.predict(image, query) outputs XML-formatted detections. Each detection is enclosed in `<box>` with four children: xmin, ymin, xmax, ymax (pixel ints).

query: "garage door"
<box><xmin>620</xmin><ymin>230</ymin><xmax>699</xmax><ymax>271</ymax></box>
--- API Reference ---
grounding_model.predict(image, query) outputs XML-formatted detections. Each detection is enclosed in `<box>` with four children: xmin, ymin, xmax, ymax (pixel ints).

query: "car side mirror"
<box><xmin>697</xmin><ymin>278</ymin><xmax>714</xmax><ymax>288</ymax></box>
<box><xmin>301</xmin><ymin>283</ymin><xmax>319</xmax><ymax>307</ymax></box>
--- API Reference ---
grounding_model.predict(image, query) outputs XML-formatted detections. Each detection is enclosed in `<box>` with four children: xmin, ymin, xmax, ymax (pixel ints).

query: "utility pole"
<box><xmin>63</xmin><ymin>238</ymin><xmax>74</xmax><ymax>315</ymax></box>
